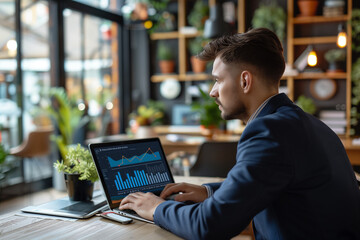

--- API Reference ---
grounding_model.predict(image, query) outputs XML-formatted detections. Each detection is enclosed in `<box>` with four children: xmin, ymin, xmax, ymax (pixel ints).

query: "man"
<box><xmin>120</xmin><ymin>28</ymin><xmax>360</xmax><ymax>239</ymax></box>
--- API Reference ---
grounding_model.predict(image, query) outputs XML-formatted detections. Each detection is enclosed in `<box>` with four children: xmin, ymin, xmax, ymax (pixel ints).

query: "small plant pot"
<box><xmin>64</xmin><ymin>173</ymin><xmax>94</xmax><ymax>201</ymax></box>
<box><xmin>200</xmin><ymin>125</ymin><xmax>218</xmax><ymax>139</ymax></box>
<box><xmin>159</xmin><ymin>60</ymin><xmax>175</xmax><ymax>74</ymax></box>
<box><xmin>327</xmin><ymin>61</ymin><xmax>345</xmax><ymax>73</ymax></box>
<box><xmin>190</xmin><ymin>56</ymin><xmax>207</xmax><ymax>73</ymax></box>
<box><xmin>298</xmin><ymin>0</ymin><xmax>319</xmax><ymax>17</ymax></box>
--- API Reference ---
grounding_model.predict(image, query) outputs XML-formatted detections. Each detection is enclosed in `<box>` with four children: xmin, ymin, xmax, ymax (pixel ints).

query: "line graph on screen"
<box><xmin>107</xmin><ymin>148</ymin><xmax>161</xmax><ymax>167</ymax></box>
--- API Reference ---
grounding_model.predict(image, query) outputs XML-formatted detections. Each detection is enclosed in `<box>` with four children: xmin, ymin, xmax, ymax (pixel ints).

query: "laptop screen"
<box><xmin>89</xmin><ymin>138</ymin><xmax>174</xmax><ymax>209</ymax></box>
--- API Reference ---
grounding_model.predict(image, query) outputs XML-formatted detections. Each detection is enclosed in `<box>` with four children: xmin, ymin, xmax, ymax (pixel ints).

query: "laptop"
<box><xmin>21</xmin><ymin>190</ymin><xmax>107</xmax><ymax>218</ymax></box>
<box><xmin>88</xmin><ymin>137</ymin><xmax>175</xmax><ymax>224</ymax></box>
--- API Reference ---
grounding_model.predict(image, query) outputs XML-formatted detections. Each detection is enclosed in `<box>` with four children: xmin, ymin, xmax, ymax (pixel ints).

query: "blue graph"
<box><xmin>108</xmin><ymin>148</ymin><xmax>161</xmax><ymax>168</ymax></box>
<box><xmin>114</xmin><ymin>170</ymin><xmax>170</xmax><ymax>191</ymax></box>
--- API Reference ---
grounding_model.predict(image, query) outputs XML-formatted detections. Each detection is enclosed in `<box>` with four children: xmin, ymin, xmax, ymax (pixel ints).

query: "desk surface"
<box><xmin>0</xmin><ymin>176</ymin><xmax>224</xmax><ymax>240</ymax></box>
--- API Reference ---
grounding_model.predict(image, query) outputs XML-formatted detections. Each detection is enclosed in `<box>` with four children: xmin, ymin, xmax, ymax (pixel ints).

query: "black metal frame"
<box><xmin>0</xmin><ymin>0</ymin><xmax>131</xmax><ymax>200</ymax></box>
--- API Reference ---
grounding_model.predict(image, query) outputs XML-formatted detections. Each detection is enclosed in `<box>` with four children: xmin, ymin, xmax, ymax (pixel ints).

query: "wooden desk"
<box><xmin>341</xmin><ymin>138</ymin><xmax>360</xmax><ymax>166</ymax></box>
<box><xmin>0</xmin><ymin>176</ymin><xmax>224</xmax><ymax>240</ymax></box>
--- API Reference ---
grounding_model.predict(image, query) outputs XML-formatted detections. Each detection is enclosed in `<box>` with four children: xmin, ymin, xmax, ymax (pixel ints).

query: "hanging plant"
<box><xmin>251</xmin><ymin>1</ymin><xmax>286</xmax><ymax>42</ymax></box>
<box><xmin>350</xmin><ymin>9</ymin><xmax>360</xmax><ymax>136</ymax></box>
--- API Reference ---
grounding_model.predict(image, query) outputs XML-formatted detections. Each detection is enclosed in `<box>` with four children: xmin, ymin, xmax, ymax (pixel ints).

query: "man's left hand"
<box><xmin>119</xmin><ymin>192</ymin><xmax>165</xmax><ymax>221</ymax></box>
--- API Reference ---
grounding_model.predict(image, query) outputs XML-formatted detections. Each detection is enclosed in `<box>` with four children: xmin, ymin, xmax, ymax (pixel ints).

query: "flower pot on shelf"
<box><xmin>135</xmin><ymin>126</ymin><xmax>157</xmax><ymax>139</ymax></box>
<box><xmin>298</xmin><ymin>0</ymin><xmax>319</xmax><ymax>17</ymax></box>
<box><xmin>159</xmin><ymin>60</ymin><xmax>175</xmax><ymax>74</ymax></box>
<box><xmin>64</xmin><ymin>173</ymin><xmax>94</xmax><ymax>201</ymax></box>
<box><xmin>327</xmin><ymin>61</ymin><xmax>345</xmax><ymax>73</ymax></box>
<box><xmin>190</xmin><ymin>56</ymin><xmax>207</xmax><ymax>73</ymax></box>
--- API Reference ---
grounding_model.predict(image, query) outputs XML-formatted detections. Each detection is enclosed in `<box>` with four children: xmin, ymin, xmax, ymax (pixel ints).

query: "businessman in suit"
<box><xmin>120</xmin><ymin>28</ymin><xmax>360</xmax><ymax>239</ymax></box>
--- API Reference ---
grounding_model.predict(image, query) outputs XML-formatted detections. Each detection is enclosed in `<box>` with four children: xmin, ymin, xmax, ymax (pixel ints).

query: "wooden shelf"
<box><xmin>151</xmin><ymin>73</ymin><xmax>211</xmax><ymax>82</ymax></box>
<box><xmin>287</xmin><ymin>0</ymin><xmax>352</xmax><ymax>136</ymax></box>
<box><xmin>150</xmin><ymin>31</ymin><xmax>179</xmax><ymax>40</ymax></box>
<box><xmin>151</xmin><ymin>74</ymin><xmax>180</xmax><ymax>82</ymax></box>
<box><xmin>294</xmin><ymin>72</ymin><xmax>347</xmax><ymax>79</ymax></box>
<box><xmin>179</xmin><ymin>73</ymin><xmax>211</xmax><ymax>81</ymax></box>
<box><xmin>293</xmin><ymin>15</ymin><xmax>349</xmax><ymax>24</ymax></box>
<box><xmin>293</xmin><ymin>36</ymin><xmax>337</xmax><ymax>45</ymax></box>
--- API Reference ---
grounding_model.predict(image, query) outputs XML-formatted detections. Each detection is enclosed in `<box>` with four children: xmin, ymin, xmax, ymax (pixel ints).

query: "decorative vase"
<box><xmin>64</xmin><ymin>173</ymin><xmax>94</xmax><ymax>201</ymax></box>
<box><xmin>190</xmin><ymin>56</ymin><xmax>207</xmax><ymax>73</ymax></box>
<box><xmin>298</xmin><ymin>0</ymin><xmax>319</xmax><ymax>17</ymax></box>
<box><xmin>159</xmin><ymin>60</ymin><xmax>175</xmax><ymax>74</ymax></box>
<box><xmin>135</xmin><ymin>126</ymin><xmax>157</xmax><ymax>139</ymax></box>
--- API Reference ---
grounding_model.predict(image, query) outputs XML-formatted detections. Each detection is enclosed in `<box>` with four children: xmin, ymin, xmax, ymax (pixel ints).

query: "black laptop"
<box><xmin>88</xmin><ymin>137</ymin><xmax>175</xmax><ymax>224</ymax></box>
<box><xmin>21</xmin><ymin>190</ymin><xmax>107</xmax><ymax>218</ymax></box>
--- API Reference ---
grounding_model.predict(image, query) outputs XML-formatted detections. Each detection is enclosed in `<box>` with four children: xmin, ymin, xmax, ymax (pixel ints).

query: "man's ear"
<box><xmin>240</xmin><ymin>71</ymin><xmax>252</xmax><ymax>93</ymax></box>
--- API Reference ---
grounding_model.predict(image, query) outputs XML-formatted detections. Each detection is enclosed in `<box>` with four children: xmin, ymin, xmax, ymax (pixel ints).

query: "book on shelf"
<box><xmin>319</xmin><ymin>110</ymin><xmax>346</xmax><ymax>135</ymax></box>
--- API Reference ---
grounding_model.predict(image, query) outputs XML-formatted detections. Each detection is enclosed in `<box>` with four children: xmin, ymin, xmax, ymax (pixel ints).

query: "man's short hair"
<box><xmin>198</xmin><ymin>28</ymin><xmax>285</xmax><ymax>86</ymax></box>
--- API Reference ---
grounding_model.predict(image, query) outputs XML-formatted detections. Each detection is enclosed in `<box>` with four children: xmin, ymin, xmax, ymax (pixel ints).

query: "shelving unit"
<box><xmin>150</xmin><ymin>0</ymin><xmax>245</xmax><ymax>83</ymax></box>
<box><xmin>286</xmin><ymin>0</ymin><xmax>352</xmax><ymax>137</ymax></box>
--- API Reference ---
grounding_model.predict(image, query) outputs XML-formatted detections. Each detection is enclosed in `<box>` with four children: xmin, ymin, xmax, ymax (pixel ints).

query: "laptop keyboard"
<box><xmin>121</xmin><ymin>209</ymin><xmax>137</xmax><ymax>215</ymax></box>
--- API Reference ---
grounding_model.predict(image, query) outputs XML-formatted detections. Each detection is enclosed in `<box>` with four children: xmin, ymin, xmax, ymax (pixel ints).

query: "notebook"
<box><xmin>21</xmin><ymin>190</ymin><xmax>107</xmax><ymax>218</ymax></box>
<box><xmin>88</xmin><ymin>137</ymin><xmax>175</xmax><ymax>224</ymax></box>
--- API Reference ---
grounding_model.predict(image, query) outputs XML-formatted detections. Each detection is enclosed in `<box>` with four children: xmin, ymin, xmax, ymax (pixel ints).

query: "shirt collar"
<box><xmin>247</xmin><ymin>93</ymin><xmax>279</xmax><ymax>125</ymax></box>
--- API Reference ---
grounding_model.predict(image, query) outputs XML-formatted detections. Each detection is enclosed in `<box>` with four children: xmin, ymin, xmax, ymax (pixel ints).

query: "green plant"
<box><xmin>188</xmin><ymin>37</ymin><xmax>210</xmax><ymax>56</ymax></box>
<box><xmin>130</xmin><ymin>100</ymin><xmax>165</xmax><ymax>126</ymax></box>
<box><xmin>54</xmin><ymin>144</ymin><xmax>98</xmax><ymax>183</ymax></box>
<box><xmin>191</xmin><ymin>86</ymin><xmax>223</xmax><ymax>127</ymax></box>
<box><xmin>351</xmin><ymin>9</ymin><xmax>360</xmax><ymax>135</ymax></box>
<box><xmin>0</xmin><ymin>143</ymin><xmax>8</xmax><ymax>165</ymax></box>
<box><xmin>350</xmin><ymin>58</ymin><xmax>360</xmax><ymax>134</ymax></box>
<box><xmin>157</xmin><ymin>42</ymin><xmax>174</xmax><ymax>61</ymax></box>
<box><xmin>352</xmin><ymin>9</ymin><xmax>360</xmax><ymax>53</ymax></box>
<box><xmin>324</xmin><ymin>48</ymin><xmax>346</xmax><ymax>63</ymax></box>
<box><xmin>251</xmin><ymin>1</ymin><xmax>286</xmax><ymax>41</ymax></box>
<box><xmin>296</xmin><ymin>95</ymin><xmax>316</xmax><ymax>115</ymax></box>
<box><xmin>45</xmin><ymin>87</ymin><xmax>88</xmax><ymax>162</ymax></box>
<box><xmin>188</xmin><ymin>0</ymin><xmax>209</xmax><ymax>30</ymax></box>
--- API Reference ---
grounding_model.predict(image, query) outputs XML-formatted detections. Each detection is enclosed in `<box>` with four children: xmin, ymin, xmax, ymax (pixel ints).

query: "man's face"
<box><xmin>210</xmin><ymin>57</ymin><xmax>247</xmax><ymax>121</ymax></box>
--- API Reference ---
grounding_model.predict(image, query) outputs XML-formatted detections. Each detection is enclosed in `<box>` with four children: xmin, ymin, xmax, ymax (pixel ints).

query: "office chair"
<box><xmin>189</xmin><ymin>141</ymin><xmax>238</xmax><ymax>178</ymax></box>
<box><xmin>10</xmin><ymin>126</ymin><xmax>54</xmax><ymax>182</ymax></box>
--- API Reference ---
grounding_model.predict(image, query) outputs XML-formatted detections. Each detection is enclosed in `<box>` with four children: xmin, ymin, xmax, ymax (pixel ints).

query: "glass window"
<box><xmin>64</xmin><ymin>9</ymin><xmax>119</xmax><ymax>141</ymax></box>
<box><xmin>0</xmin><ymin>0</ymin><xmax>22</xmax><ymax>186</ymax></box>
<box><xmin>72</xmin><ymin>0</ymin><xmax>120</xmax><ymax>14</ymax></box>
<box><xmin>21</xmin><ymin>0</ymin><xmax>52</xmax><ymax>182</ymax></box>
<box><xmin>0</xmin><ymin>0</ymin><xmax>53</xmax><ymax>188</ymax></box>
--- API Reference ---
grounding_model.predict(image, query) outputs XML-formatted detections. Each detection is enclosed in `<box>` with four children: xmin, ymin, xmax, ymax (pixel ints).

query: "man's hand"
<box><xmin>160</xmin><ymin>182</ymin><xmax>208</xmax><ymax>203</ymax></box>
<box><xmin>119</xmin><ymin>192</ymin><xmax>165</xmax><ymax>221</ymax></box>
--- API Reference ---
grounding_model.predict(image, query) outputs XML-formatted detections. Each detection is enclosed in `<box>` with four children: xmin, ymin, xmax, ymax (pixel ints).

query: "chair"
<box><xmin>10</xmin><ymin>127</ymin><xmax>54</xmax><ymax>182</ymax></box>
<box><xmin>190</xmin><ymin>141</ymin><xmax>238</xmax><ymax>178</ymax></box>
<box><xmin>10</xmin><ymin>127</ymin><xmax>54</xmax><ymax>158</ymax></box>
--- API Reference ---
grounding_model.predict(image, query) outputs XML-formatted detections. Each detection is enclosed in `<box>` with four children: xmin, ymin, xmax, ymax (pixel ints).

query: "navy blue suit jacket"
<box><xmin>154</xmin><ymin>93</ymin><xmax>360</xmax><ymax>239</ymax></box>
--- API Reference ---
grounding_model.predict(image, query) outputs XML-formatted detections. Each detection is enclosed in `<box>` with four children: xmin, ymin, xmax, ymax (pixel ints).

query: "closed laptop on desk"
<box><xmin>21</xmin><ymin>190</ymin><xmax>107</xmax><ymax>218</ymax></box>
<box><xmin>88</xmin><ymin>137</ymin><xmax>175</xmax><ymax>223</ymax></box>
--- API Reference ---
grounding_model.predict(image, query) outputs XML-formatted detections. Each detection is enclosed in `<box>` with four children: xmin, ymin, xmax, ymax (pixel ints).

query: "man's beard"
<box><xmin>216</xmin><ymin>99</ymin><xmax>247</xmax><ymax>121</ymax></box>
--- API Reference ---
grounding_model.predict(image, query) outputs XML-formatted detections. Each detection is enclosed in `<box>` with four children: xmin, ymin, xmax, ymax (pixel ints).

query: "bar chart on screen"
<box><xmin>114</xmin><ymin>169</ymin><xmax>170</xmax><ymax>191</ymax></box>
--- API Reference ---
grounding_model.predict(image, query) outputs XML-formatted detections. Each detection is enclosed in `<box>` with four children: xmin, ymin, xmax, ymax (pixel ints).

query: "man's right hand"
<box><xmin>160</xmin><ymin>182</ymin><xmax>208</xmax><ymax>203</ymax></box>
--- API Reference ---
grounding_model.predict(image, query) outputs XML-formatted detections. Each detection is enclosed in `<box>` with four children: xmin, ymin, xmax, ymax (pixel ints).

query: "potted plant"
<box><xmin>44</xmin><ymin>87</ymin><xmax>88</xmax><ymax>160</ymax></box>
<box><xmin>297</xmin><ymin>0</ymin><xmax>319</xmax><ymax>17</ymax></box>
<box><xmin>129</xmin><ymin>100</ymin><xmax>165</xmax><ymax>138</ymax></box>
<box><xmin>296</xmin><ymin>95</ymin><xmax>316</xmax><ymax>115</ymax></box>
<box><xmin>251</xmin><ymin>1</ymin><xmax>286</xmax><ymax>42</ymax></box>
<box><xmin>157</xmin><ymin>42</ymin><xmax>175</xmax><ymax>74</ymax></box>
<box><xmin>188</xmin><ymin>37</ymin><xmax>209</xmax><ymax>73</ymax></box>
<box><xmin>0</xmin><ymin>143</ymin><xmax>10</xmax><ymax>183</ymax></box>
<box><xmin>324</xmin><ymin>48</ymin><xmax>346</xmax><ymax>73</ymax></box>
<box><xmin>191</xmin><ymin>86</ymin><xmax>224</xmax><ymax>137</ymax></box>
<box><xmin>188</xmin><ymin>0</ymin><xmax>209</xmax><ymax>31</ymax></box>
<box><xmin>54</xmin><ymin>144</ymin><xmax>99</xmax><ymax>201</ymax></box>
